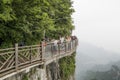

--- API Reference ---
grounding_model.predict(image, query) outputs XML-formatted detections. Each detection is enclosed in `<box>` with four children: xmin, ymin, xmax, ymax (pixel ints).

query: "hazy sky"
<box><xmin>72</xmin><ymin>0</ymin><xmax>120</xmax><ymax>53</ymax></box>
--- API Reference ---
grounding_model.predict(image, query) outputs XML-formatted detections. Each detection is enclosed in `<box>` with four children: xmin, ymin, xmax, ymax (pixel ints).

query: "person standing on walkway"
<box><xmin>66</xmin><ymin>36</ymin><xmax>71</xmax><ymax>51</ymax></box>
<box><xmin>53</xmin><ymin>39</ymin><xmax>58</xmax><ymax>54</ymax></box>
<box><xmin>60</xmin><ymin>36</ymin><xmax>65</xmax><ymax>50</ymax></box>
<box><xmin>60</xmin><ymin>36</ymin><xmax>64</xmax><ymax>43</ymax></box>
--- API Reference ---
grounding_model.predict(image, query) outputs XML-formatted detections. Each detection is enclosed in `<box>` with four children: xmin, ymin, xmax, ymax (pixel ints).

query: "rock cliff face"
<box><xmin>5</xmin><ymin>53</ymin><xmax>76</xmax><ymax>80</ymax></box>
<box><xmin>46</xmin><ymin>62</ymin><xmax>61</xmax><ymax>80</ymax></box>
<box><xmin>46</xmin><ymin>53</ymin><xmax>76</xmax><ymax>80</ymax></box>
<box><xmin>46</xmin><ymin>63</ymin><xmax>75</xmax><ymax>80</ymax></box>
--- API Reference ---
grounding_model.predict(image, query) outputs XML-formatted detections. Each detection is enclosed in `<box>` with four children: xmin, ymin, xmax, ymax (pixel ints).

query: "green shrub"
<box><xmin>22</xmin><ymin>74</ymin><xmax>28</xmax><ymax>80</ymax></box>
<box><xmin>59</xmin><ymin>52</ymin><xmax>76</xmax><ymax>80</ymax></box>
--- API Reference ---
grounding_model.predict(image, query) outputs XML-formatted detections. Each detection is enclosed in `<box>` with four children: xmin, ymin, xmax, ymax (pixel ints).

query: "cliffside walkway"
<box><xmin>0</xmin><ymin>39</ymin><xmax>78</xmax><ymax>79</ymax></box>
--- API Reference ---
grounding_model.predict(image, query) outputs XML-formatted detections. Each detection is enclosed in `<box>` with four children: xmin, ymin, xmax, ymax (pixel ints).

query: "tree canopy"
<box><xmin>0</xmin><ymin>0</ymin><xmax>74</xmax><ymax>48</ymax></box>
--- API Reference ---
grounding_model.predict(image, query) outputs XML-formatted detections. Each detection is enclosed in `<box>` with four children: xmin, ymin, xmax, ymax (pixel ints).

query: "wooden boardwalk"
<box><xmin>0</xmin><ymin>39</ymin><xmax>78</xmax><ymax>79</ymax></box>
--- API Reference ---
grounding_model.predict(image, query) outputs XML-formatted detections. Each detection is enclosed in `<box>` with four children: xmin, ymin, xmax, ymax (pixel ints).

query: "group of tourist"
<box><xmin>53</xmin><ymin>36</ymin><xmax>77</xmax><ymax>45</ymax></box>
<box><xmin>52</xmin><ymin>36</ymin><xmax>74</xmax><ymax>46</ymax></box>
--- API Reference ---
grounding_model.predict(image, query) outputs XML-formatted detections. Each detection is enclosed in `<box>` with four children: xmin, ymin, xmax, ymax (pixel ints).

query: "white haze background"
<box><xmin>72</xmin><ymin>0</ymin><xmax>120</xmax><ymax>53</ymax></box>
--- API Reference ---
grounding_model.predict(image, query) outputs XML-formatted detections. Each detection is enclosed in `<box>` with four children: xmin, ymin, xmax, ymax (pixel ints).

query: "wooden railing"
<box><xmin>0</xmin><ymin>39</ymin><xmax>78</xmax><ymax>77</ymax></box>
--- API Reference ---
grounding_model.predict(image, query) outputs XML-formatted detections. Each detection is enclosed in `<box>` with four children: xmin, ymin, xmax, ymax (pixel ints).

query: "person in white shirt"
<box><xmin>54</xmin><ymin>40</ymin><xmax>58</xmax><ymax>46</ymax></box>
<box><xmin>60</xmin><ymin>37</ymin><xmax>65</xmax><ymax>50</ymax></box>
<box><xmin>53</xmin><ymin>40</ymin><xmax>58</xmax><ymax>53</ymax></box>
<box><xmin>60</xmin><ymin>37</ymin><xmax>64</xmax><ymax>43</ymax></box>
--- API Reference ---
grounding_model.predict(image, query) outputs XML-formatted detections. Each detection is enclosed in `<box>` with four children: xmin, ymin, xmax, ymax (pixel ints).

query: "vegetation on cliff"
<box><xmin>59</xmin><ymin>53</ymin><xmax>76</xmax><ymax>80</ymax></box>
<box><xmin>0</xmin><ymin>0</ymin><xmax>74</xmax><ymax>48</ymax></box>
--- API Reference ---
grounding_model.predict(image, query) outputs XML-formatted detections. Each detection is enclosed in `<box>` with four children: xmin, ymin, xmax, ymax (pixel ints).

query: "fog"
<box><xmin>72</xmin><ymin>0</ymin><xmax>120</xmax><ymax>53</ymax></box>
<box><xmin>72</xmin><ymin>0</ymin><xmax>120</xmax><ymax>80</ymax></box>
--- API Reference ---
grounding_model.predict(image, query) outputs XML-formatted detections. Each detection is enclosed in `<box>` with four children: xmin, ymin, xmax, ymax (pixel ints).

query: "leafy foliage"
<box><xmin>22</xmin><ymin>74</ymin><xmax>28</xmax><ymax>80</ymax></box>
<box><xmin>59</xmin><ymin>53</ymin><xmax>76</xmax><ymax>80</ymax></box>
<box><xmin>0</xmin><ymin>0</ymin><xmax>74</xmax><ymax>48</ymax></box>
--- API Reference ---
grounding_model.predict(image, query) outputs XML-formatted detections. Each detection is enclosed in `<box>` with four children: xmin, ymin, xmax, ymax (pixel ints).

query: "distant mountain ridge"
<box><xmin>78</xmin><ymin>42</ymin><xmax>120</xmax><ymax>64</ymax></box>
<box><xmin>75</xmin><ymin>42</ymin><xmax>120</xmax><ymax>80</ymax></box>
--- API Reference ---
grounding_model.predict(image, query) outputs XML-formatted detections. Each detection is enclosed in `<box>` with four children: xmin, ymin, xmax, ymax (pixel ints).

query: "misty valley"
<box><xmin>83</xmin><ymin>61</ymin><xmax>120</xmax><ymax>80</ymax></box>
<box><xmin>75</xmin><ymin>42</ymin><xmax>120</xmax><ymax>80</ymax></box>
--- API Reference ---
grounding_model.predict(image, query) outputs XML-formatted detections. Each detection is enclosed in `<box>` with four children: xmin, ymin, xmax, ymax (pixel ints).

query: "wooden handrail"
<box><xmin>0</xmin><ymin>39</ymin><xmax>78</xmax><ymax>78</ymax></box>
<box><xmin>0</xmin><ymin>48</ymin><xmax>15</xmax><ymax>52</ymax></box>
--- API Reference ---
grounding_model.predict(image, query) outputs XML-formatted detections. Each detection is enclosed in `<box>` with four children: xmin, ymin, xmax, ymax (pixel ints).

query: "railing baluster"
<box><xmin>15</xmin><ymin>43</ymin><xmax>18</xmax><ymax>71</ymax></box>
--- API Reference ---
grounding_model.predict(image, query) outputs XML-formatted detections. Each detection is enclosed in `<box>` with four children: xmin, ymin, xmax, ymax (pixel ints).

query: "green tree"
<box><xmin>0</xmin><ymin>0</ymin><xmax>74</xmax><ymax>48</ymax></box>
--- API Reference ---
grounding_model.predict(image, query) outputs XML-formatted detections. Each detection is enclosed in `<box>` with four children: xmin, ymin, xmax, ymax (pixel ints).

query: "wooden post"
<box><xmin>30</xmin><ymin>46</ymin><xmax>32</xmax><ymax>63</ymax></box>
<box><xmin>38</xmin><ymin>43</ymin><xmax>41</xmax><ymax>61</ymax></box>
<box><xmin>41</xmin><ymin>41</ymin><xmax>45</xmax><ymax>61</ymax></box>
<box><xmin>15</xmin><ymin>43</ymin><xmax>18</xmax><ymax>71</ymax></box>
